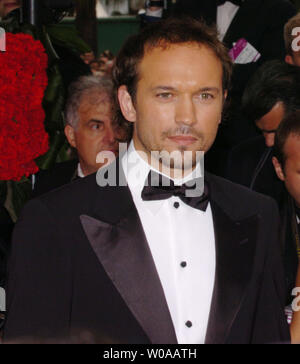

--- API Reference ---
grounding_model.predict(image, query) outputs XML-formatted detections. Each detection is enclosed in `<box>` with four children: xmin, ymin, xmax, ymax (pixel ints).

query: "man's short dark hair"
<box><xmin>273</xmin><ymin>110</ymin><xmax>300</xmax><ymax>167</ymax></box>
<box><xmin>112</xmin><ymin>17</ymin><xmax>233</xmax><ymax>130</ymax></box>
<box><xmin>242</xmin><ymin>60</ymin><xmax>300</xmax><ymax>122</ymax></box>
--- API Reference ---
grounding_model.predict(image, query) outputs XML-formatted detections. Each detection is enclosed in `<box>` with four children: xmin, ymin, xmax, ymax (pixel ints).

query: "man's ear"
<box><xmin>65</xmin><ymin>125</ymin><xmax>77</xmax><ymax>148</ymax></box>
<box><xmin>272</xmin><ymin>156</ymin><xmax>285</xmax><ymax>181</ymax></box>
<box><xmin>118</xmin><ymin>85</ymin><xmax>137</xmax><ymax>123</ymax></box>
<box><xmin>285</xmin><ymin>54</ymin><xmax>294</xmax><ymax>65</ymax></box>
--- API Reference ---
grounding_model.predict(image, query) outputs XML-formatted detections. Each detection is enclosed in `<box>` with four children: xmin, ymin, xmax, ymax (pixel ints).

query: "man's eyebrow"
<box><xmin>152</xmin><ymin>86</ymin><xmax>221</xmax><ymax>93</ymax></box>
<box><xmin>88</xmin><ymin>119</ymin><xmax>104</xmax><ymax>123</ymax></box>
<box><xmin>152</xmin><ymin>86</ymin><xmax>176</xmax><ymax>91</ymax></box>
<box><xmin>197</xmin><ymin>87</ymin><xmax>220</xmax><ymax>93</ymax></box>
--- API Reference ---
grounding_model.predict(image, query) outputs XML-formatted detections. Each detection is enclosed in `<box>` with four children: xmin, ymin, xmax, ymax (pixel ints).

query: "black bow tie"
<box><xmin>217</xmin><ymin>0</ymin><xmax>244</xmax><ymax>6</ymax></box>
<box><xmin>141</xmin><ymin>171</ymin><xmax>209</xmax><ymax>212</ymax></box>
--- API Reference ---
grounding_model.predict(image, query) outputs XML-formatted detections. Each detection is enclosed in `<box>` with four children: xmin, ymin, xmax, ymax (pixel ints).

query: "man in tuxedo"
<box><xmin>33</xmin><ymin>76</ymin><xmax>124</xmax><ymax>197</ymax></box>
<box><xmin>4</xmin><ymin>18</ymin><xmax>289</xmax><ymax>344</ymax></box>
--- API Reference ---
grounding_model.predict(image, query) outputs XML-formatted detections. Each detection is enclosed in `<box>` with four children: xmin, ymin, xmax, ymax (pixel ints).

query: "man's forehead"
<box><xmin>285</xmin><ymin>134</ymin><xmax>300</xmax><ymax>156</ymax></box>
<box><xmin>138</xmin><ymin>42</ymin><xmax>223</xmax><ymax>85</ymax></box>
<box><xmin>142</xmin><ymin>41</ymin><xmax>217</xmax><ymax>60</ymax></box>
<box><xmin>80</xmin><ymin>91</ymin><xmax>111</xmax><ymax>107</ymax></box>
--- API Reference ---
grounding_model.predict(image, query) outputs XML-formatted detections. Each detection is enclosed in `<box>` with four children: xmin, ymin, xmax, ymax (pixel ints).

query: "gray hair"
<box><xmin>65</xmin><ymin>75</ymin><xmax>114</xmax><ymax>129</ymax></box>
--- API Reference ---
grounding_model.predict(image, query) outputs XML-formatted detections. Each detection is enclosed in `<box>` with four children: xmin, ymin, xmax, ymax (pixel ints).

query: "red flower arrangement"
<box><xmin>0</xmin><ymin>32</ymin><xmax>49</xmax><ymax>181</ymax></box>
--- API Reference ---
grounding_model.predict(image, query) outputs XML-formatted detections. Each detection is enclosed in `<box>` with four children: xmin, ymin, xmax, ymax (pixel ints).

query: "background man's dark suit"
<box><xmin>4</xmin><ymin>161</ymin><xmax>289</xmax><ymax>344</ymax></box>
<box><xmin>227</xmin><ymin>135</ymin><xmax>299</xmax><ymax>304</ymax></box>
<box><xmin>227</xmin><ymin>136</ymin><xmax>285</xmax><ymax>204</ymax></box>
<box><xmin>32</xmin><ymin>159</ymin><xmax>78</xmax><ymax>198</ymax></box>
<box><xmin>281</xmin><ymin>192</ymin><xmax>299</xmax><ymax>303</ymax></box>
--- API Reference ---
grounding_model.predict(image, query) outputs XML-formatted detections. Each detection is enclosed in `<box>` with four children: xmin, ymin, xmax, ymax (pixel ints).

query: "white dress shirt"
<box><xmin>77</xmin><ymin>163</ymin><xmax>85</xmax><ymax>178</ymax></box>
<box><xmin>217</xmin><ymin>2</ymin><xmax>240</xmax><ymax>41</ymax></box>
<box><xmin>122</xmin><ymin>141</ymin><xmax>216</xmax><ymax>344</ymax></box>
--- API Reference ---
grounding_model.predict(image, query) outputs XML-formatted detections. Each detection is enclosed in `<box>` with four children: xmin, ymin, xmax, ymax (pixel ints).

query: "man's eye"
<box><xmin>91</xmin><ymin>123</ymin><xmax>104</xmax><ymax>131</ymax></box>
<box><xmin>199</xmin><ymin>93</ymin><xmax>213</xmax><ymax>100</ymax></box>
<box><xmin>157</xmin><ymin>93</ymin><xmax>173</xmax><ymax>99</ymax></box>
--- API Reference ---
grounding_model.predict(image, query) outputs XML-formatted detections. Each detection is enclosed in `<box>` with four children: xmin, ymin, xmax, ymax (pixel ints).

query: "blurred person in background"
<box><xmin>0</xmin><ymin>0</ymin><xmax>20</xmax><ymax>19</ymax></box>
<box><xmin>33</xmin><ymin>75</ymin><xmax>128</xmax><ymax>197</ymax></box>
<box><xmin>271</xmin><ymin>112</ymin><xmax>300</xmax><ymax>336</ymax></box>
<box><xmin>227</xmin><ymin>61</ymin><xmax>300</xmax><ymax>206</ymax></box>
<box><xmin>227</xmin><ymin>63</ymin><xmax>300</xmax><ymax>304</ymax></box>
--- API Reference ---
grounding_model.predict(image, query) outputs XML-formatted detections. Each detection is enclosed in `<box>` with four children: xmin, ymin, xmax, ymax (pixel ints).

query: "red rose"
<box><xmin>0</xmin><ymin>33</ymin><xmax>49</xmax><ymax>181</ymax></box>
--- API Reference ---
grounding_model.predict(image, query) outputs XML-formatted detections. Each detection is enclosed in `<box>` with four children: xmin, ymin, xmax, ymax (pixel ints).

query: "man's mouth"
<box><xmin>167</xmin><ymin>135</ymin><xmax>197</xmax><ymax>146</ymax></box>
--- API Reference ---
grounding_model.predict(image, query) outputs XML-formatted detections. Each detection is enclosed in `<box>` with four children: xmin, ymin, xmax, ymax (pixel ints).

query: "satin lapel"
<box><xmin>205</xmin><ymin>199</ymin><xmax>259</xmax><ymax>344</ymax></box>
<box><xmin>223</xmin><ymin>0</ymin><xmax>262</xmax><ymax>47</ymax></box>
<box><xmin>80</xmin><ymin>202</ymin><xmax>177</xmax><ymax>344</ymax></box>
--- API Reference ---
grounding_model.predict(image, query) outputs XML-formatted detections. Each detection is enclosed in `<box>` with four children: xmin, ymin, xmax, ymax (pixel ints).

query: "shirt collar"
<box><xmin>77</xmin><ymin>163</ymin><xmax>85</xmax><ymax>178</ymax></box>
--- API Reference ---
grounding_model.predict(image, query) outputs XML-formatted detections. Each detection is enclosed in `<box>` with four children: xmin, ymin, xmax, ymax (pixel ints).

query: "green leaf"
<box><xmin>46</xmin><ymin>24</ymin><xmax>92</xmax><ymax>55</ymax></box>
<box><xmin>36</xmin><ymin>131</ymin><xmax>67</xmax><ymax>170</ymax></box>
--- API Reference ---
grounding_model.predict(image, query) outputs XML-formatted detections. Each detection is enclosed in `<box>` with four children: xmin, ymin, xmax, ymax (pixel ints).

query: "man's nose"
<box><xmin>263</xmin><ymin>132</ymin><xmax>275</xmax><ymax>147</ymax></box>
<box><xmin>175</xmin><ymin>96</ymin><xmax>196</xmax><ymax>126</ymax></box>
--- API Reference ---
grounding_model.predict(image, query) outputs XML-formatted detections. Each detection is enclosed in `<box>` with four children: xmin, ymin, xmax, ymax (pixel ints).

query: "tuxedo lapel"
<box><xmin>223</xmin><ymin>0</ymin><xmax>262</xmax><ymax>47</ymax></box>
<box><xmin>80</xmin><ymin>169</ymin><xmax>177</xmax><ymax>344</ymax></box>
<box><xmin>205</xmin><ymin>174</ymin><xmax>259</xmax><ymax>344</ymax></box>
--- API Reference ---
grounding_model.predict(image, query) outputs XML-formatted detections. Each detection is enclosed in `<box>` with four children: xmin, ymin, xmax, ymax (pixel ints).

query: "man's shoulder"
<box><xmin>264</xmin><ymin>0</ymin><xmax>295</xmax><ymax>12</ymax></box>
<box><xmin>33</xmin><ymin>159</ymin><xmax>78</xmax><ymax>197</ymax></box>
<box><xmin>35</xmin><ymin>172</ymin><xmax>100</xmax><ymax>211</ymax></box>
<box><xmin>227</xmin><ymin>135</ymin><xmax>267</xmax><ymax>172</ymax></box>
<box><xmin>207</xmin><ymin>172</ymin><xmax>278</xmax><ymax>219</ymax></box>
<box><xmin>230</xmin><ymin>136</ymin><xmax>266</xmax><ymax>156</ymax></box>
<box><xmin>27</xmin><ymin>165</ymin><xmax>131</xmax><ymax>223</ymax></box>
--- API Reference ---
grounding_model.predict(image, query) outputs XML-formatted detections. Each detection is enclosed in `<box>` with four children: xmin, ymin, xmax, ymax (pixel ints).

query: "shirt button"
<box><xmin>180</xmin><ymin>261</ymin><xmax>187</xmax><ymax>268</ymax></box>
<box><xmin>185</xmin><ymin>321</ymin><xmax>193</xmax><ymax>328</ymax></box>
<box><xmin>174</xmin><ymin>202</ymin><xmax>180</xmax><ymax>209</ymax></box>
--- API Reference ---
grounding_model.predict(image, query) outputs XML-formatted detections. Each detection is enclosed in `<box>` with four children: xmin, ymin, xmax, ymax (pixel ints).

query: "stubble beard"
<box><xmin>135</xmin><ymin>126</ymin><xmax>203</xmax><ymax>177</ymax></box>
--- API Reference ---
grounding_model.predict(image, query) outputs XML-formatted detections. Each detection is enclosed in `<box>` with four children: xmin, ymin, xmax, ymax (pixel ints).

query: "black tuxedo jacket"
<box><xmin>4</xmin><ymin>162</ymin><xmax>289</xmax><ymax>344</ymax></box>
<box><xmin>281</xmin><ymin>192</ymin><xmax>299</xmax><ymax>304</ymax></box>
<box><xmin>227</xmin><ymin>136</ymin><xmax>285</xmax><ymax>205</ymax></box>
